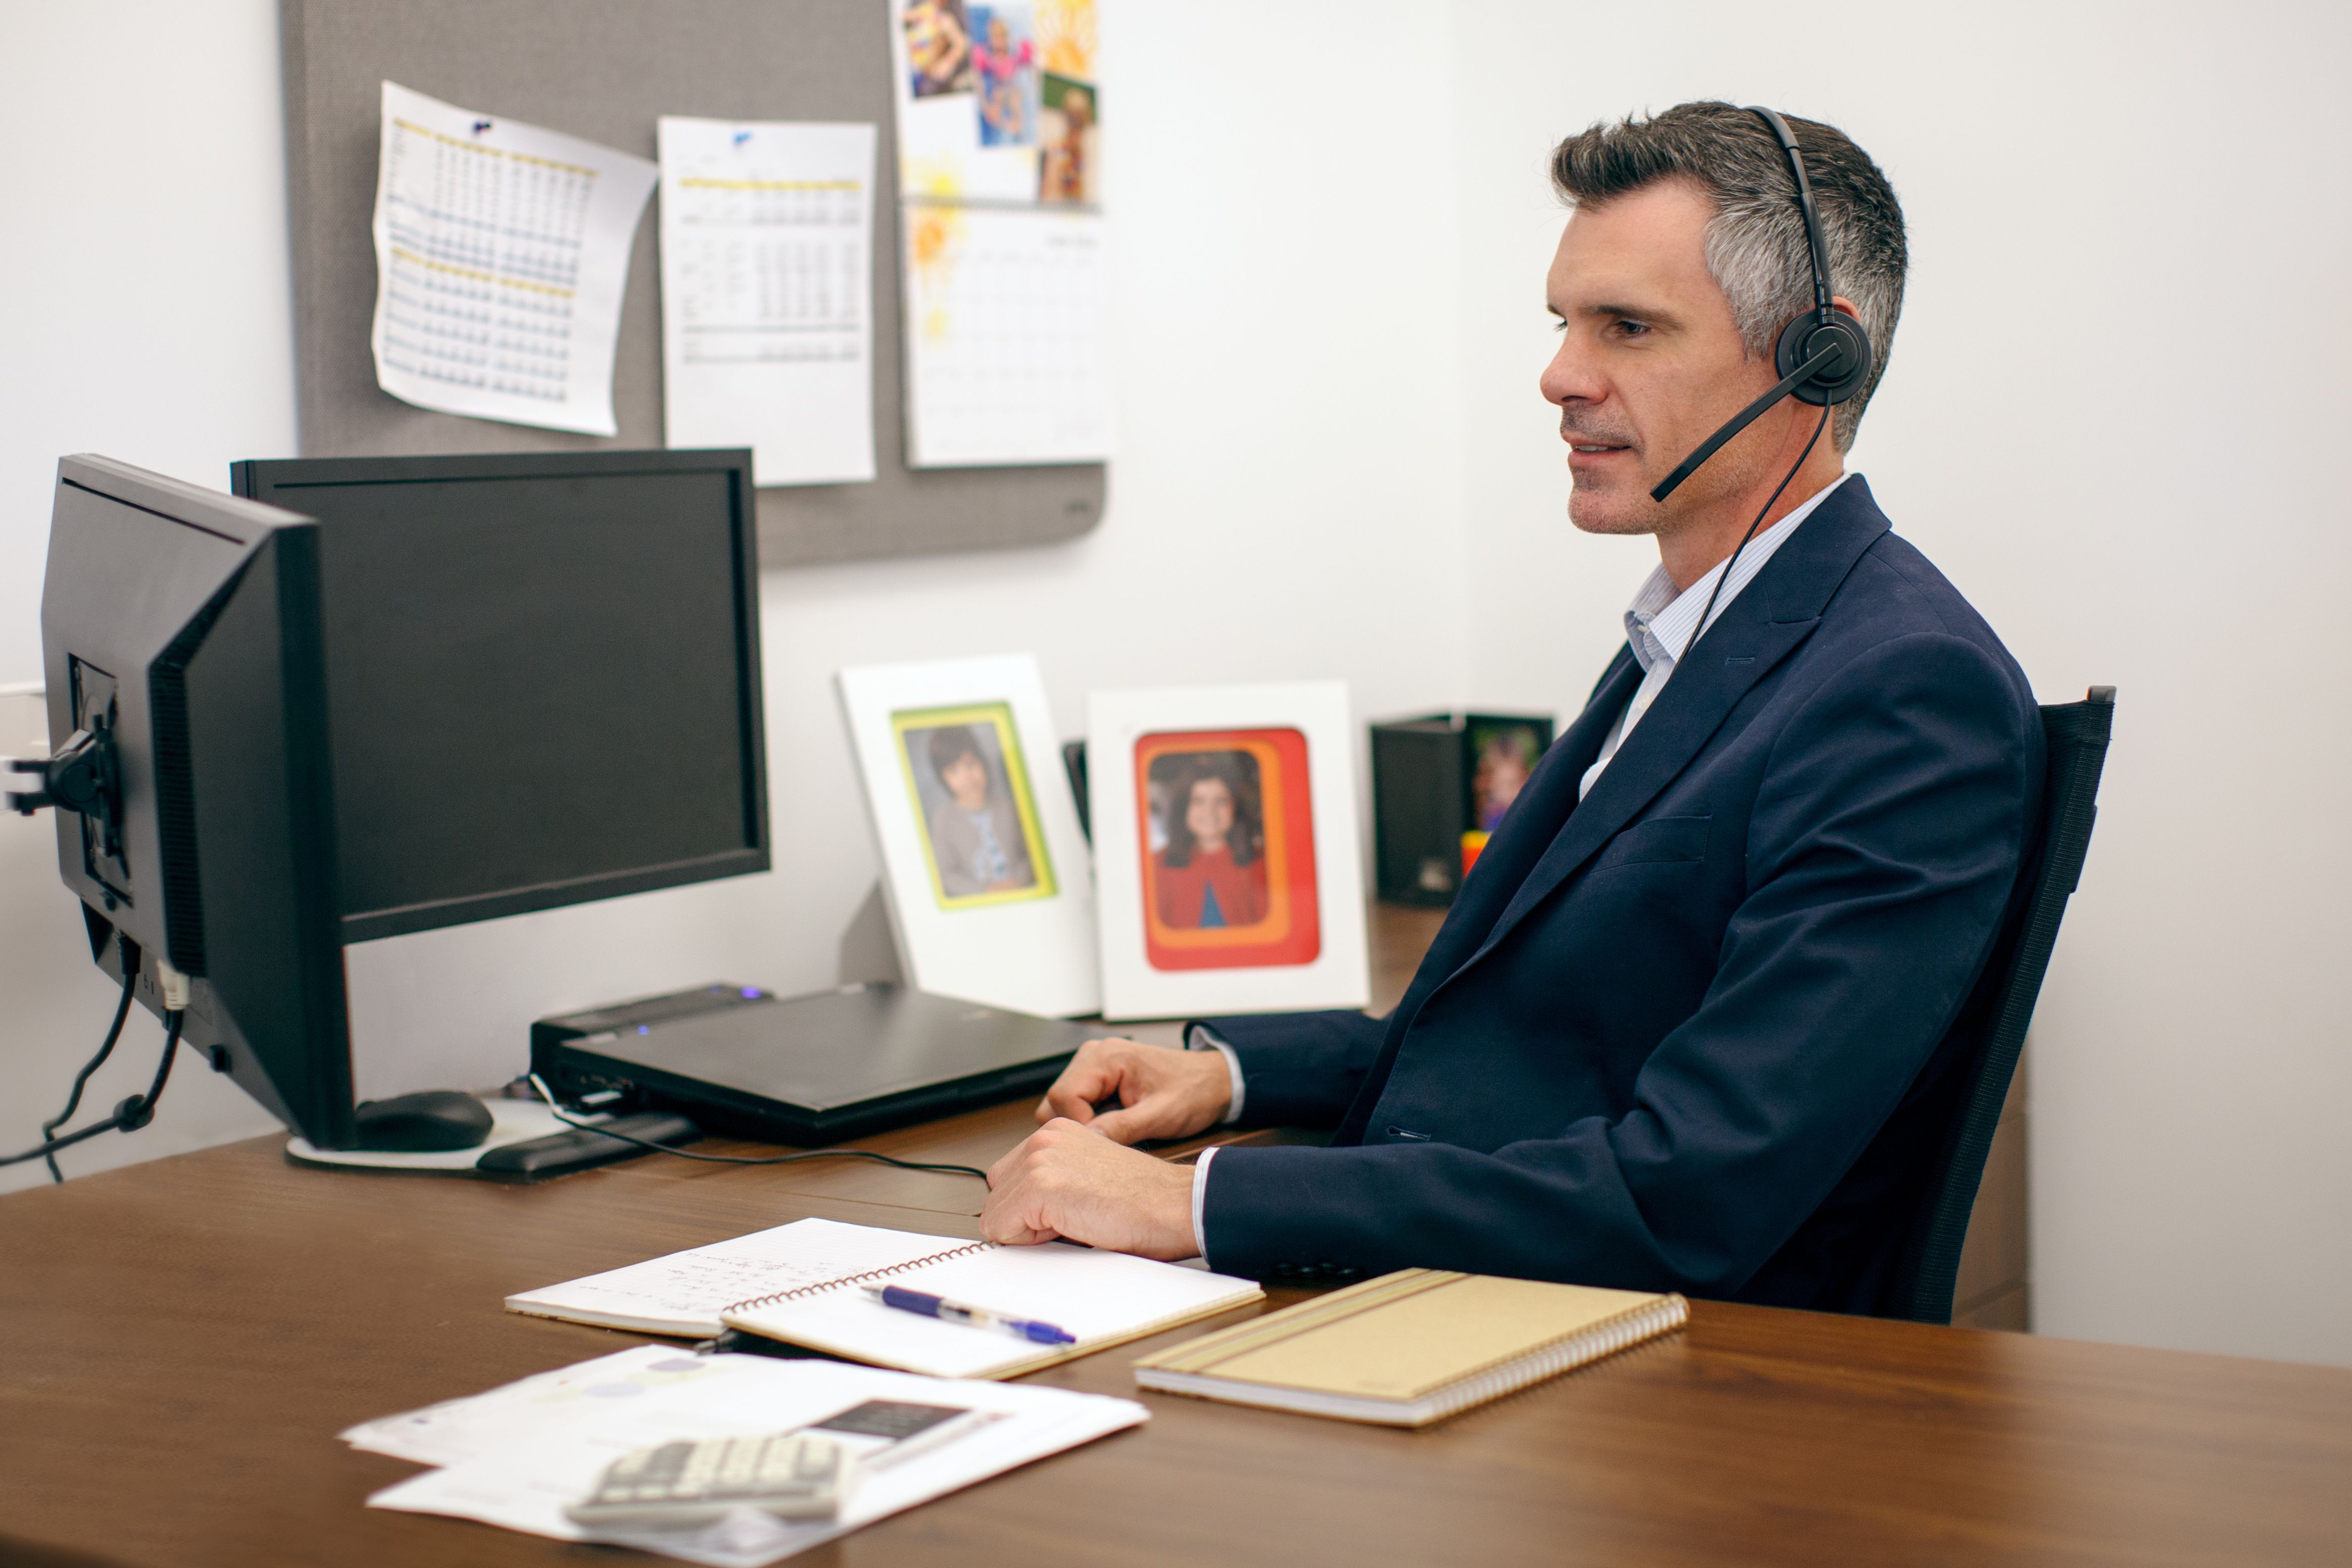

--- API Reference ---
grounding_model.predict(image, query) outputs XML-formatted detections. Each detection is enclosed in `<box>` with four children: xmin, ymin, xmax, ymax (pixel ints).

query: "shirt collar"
<box><xmin>1624</xmin><ymin>473</ymin><xmax>1850</xmax><ymax>675</ymax></box>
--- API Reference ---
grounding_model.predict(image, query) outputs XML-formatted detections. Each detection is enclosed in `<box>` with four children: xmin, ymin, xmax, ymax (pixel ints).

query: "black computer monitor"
<box><xmin>21</xmin><ymin>449</ymin><xmax>766</xmax><ymax>1152</ymax></box>
<box><xmin>230</xmin><ymin>449</ymin><xmax>767</xmax><ymax>943</ymax></box>
<box><xmin>25</xmin><ymin>455</ymin><xmax>355</xmax><ymax>1145</ymax></box>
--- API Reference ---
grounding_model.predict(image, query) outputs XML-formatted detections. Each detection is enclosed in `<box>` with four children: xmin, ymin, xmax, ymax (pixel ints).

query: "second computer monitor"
<box><xmin>231</xmin><ymin>449</ymin><xmax>768</xmax><ymax>943</ymax></box>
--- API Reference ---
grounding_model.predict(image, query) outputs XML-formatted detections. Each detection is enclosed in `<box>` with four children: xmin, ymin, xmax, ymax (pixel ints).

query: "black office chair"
<box><xmin>1882</xmin><ymin>685</ymin><xmax>2115</xmax><ymax>1325</ymax></box>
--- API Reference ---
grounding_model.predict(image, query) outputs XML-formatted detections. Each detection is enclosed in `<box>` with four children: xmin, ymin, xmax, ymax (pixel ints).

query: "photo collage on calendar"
<box><xmin>897</xmin><ymin>0</ymin><xmax>1097</xmax><ymax>204</ymax></box>
<box><xmin>889</xmin><ymin>0</ymin><xmax>1114</xmax><ymax>469</ymax></box>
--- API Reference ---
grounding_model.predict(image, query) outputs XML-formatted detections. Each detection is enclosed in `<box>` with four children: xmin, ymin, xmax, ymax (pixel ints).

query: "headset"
<box><xmin>1649</xmin><ymin>106</ymin><xmax>1875</xmax><ymax>506</ymax></box>
<box><xmin>1644</xmin><ymin>106</ymin><xmax>1876</xmax><ymax>665</ymax></box>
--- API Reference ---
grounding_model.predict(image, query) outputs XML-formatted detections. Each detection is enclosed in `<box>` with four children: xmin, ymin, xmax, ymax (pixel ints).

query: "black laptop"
<box><xmin>530</xmin><ymin>982</ymin><xmax>1093</xmax><ymax>1146</ymax></box>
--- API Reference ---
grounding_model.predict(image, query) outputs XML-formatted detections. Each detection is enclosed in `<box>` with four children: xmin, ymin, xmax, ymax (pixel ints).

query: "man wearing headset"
<box><xmin>981</xmin><ymin>102</ymin><xmax>2043</xmax><ymax>1314</ymax></box>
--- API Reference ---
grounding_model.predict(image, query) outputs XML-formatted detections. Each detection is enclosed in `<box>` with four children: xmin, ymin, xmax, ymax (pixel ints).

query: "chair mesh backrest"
<box><xmin>1885</xmin><ymin>687</ymin><xmax>2115</xmax><ymax>1324</ymax></box>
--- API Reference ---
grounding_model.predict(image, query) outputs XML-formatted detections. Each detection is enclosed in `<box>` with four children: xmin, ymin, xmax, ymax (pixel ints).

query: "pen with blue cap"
<box><xmin>862</xmin><ymin>1284</ymin><xmax>1076</xmax><ymax>1345</ymax></box>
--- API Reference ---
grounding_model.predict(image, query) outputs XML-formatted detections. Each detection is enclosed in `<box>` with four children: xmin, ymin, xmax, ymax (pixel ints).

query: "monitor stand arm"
<box><xmin>8</xmin><ymin>727</ymin><xmax>123</xmax><ymax>859</ymax></box>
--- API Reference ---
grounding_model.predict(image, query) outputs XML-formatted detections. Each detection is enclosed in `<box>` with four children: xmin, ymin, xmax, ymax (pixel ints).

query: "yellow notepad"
<box><xmin>1132</xmin><ymin>1268</ymin><xmax>1686</xmax><ymax>1426</ymax></box>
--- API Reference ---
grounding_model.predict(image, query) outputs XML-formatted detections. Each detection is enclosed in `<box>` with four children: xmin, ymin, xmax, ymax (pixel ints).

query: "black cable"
<box><xmin>1678</xmin><ymin>403</ymin><xmax>1833</xmax><ymax>675</ymax></box>
<box><xmin>526</xmin><ymin>1074</ymin><xmax>988</xmax><ymax>1179</ymax></box>
<box><xmin>128</xmin><ymin>1008</ymin><xmax>184</xmax><ymax>1124</ymax></box>
<box><xmin>2</xmin><ymin>1009</ymin><xmax>185</xmax><ymax>1170</ymax></box>
<box><xmin>41</xmin><ymin>967</ymin><xmax>137</xmax><ymax>1182</ymax></box>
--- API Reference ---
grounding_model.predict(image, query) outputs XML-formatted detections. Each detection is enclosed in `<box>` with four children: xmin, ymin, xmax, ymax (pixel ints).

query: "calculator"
<box><xmin>564</xmin><ymin>1432</ymin><xmax>854</xmax><ymax>1528</ymax></box>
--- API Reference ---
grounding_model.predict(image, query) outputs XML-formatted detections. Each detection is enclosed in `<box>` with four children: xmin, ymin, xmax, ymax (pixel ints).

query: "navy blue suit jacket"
<box><xmin>1200</xmin><ymin>478</ymin><xmax>2043</xmax><ymax>1313</ymax></box>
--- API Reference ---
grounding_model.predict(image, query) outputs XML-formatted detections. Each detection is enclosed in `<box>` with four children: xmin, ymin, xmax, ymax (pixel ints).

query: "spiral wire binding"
<box><xmin>721</xmin><ymin>1240</ymin><xmax>998</xmax><ymax>1317</ymax></box>
<box><xmin>1417</xmin><ymin>1293</ymin><xmax>1688</xmax><ymax>1424</ymax></box>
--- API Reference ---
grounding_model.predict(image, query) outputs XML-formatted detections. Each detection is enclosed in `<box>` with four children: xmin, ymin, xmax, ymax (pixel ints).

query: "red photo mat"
<box><xmin>1136</xmin><ymin>727</ymin><xmax>1320</xmax><ymax>971</ymax></box>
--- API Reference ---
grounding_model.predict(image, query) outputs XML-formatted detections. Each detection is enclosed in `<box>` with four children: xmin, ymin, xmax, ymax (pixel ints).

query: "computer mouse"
<box><xmin>352</xmin><ymin>1089</ymin><xmax>495</xmax><ymax>1152</ymax></box>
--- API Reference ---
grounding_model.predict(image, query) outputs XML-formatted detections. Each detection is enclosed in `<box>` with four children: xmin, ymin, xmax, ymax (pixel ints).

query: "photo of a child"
<box><xmin>1038</xmin><ymin>74</ymin><xmax>1096</xmax><ymax>204</ymax></box>
<box><xmin>1134</xmin><ymin>726</ymin><xmax>1320</xmax><ymax>973</ymax></box>
<box><xmin>1148</xmin><ymin>752</ymin><xmax>1268</xmax><ymax>930</ymax></box>
<box><xmin>902</xmin><ymin>0</ymin><xmax>976</xmax><ymax>97</ymax></box>
<box><xmin>969</xmin><ymin>4</ymin><xmax>1040</xmax><ymax>148</ymax></box>
<box><xmin>897</xmin><ymin>705</ymin><xmax>1054</xmax><ymax>908</ymax></box>
<box><xmin>1468</xmin><ymin>722</ymin><xmax>1544</xmax><ymax>831</ymax></box>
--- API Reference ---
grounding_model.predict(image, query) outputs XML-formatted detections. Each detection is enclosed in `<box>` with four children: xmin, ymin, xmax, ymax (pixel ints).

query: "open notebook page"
<box><xmin>723</xmin><ymin>1242</ymin><xmax>1263</xmax><ymax>1379</ymax></box>
<box><xmin>504</xmin><ymin>1217</ymin><xmax>977</xmax><ymax>1336</ymax></box>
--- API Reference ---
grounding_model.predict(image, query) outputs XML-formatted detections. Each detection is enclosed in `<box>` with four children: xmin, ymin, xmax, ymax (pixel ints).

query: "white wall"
<box><xmin>7</xmin><ymin>0</ymin><xmax>2348</xmax><ymax>1375</ymax></box>
<box><xmin>1447</xmin><ymin>1</ymin><xmax>2352</xmax><ymax>1367</ymax></box>
<box><xmin>0</xmin><ymin>1</ymin><xmax>308</xmax><ymax>1182</ymax></box>
<box><xmin>0</xmin><ymin>0</ymin><xmax>1472</xmax><ymax>1189</ymax></box>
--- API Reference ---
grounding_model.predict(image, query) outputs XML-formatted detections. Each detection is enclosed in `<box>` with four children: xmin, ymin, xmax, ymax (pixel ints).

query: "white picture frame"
<box><xmin>837</xmin><ymin>654</ymin><xmax>1098</xmax><ymax>1017</ymax></box>
<box><xmin>1089</xmin><ymin>681</ymin><xmax>1369</xmax><ymax>1021</ymax></box>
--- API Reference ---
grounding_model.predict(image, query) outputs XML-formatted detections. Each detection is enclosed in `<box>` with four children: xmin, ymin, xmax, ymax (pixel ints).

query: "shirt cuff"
<box><xmin>1186</xmin><ymin>1024</ymin><xmax>1245</xmax><ymax>1124</ymax></box>
<box><xmin>1191</xmin><ymin>1145</ymin><xmax>1218</xmax><ymax>1262</ymax></box>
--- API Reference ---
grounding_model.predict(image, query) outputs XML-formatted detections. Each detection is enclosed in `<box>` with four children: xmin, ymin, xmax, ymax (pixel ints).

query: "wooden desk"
<box><xmin>5</xmin><ymin>905</ymin><xmax>2348</xmax><ymax>1566</ymax></box>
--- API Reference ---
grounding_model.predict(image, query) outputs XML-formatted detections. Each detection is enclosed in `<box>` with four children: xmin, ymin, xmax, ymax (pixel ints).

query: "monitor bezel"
<box><xmin>229</xmin><ymin>448</ymin><xmax>770</xmax><ymax>945</ymax></box>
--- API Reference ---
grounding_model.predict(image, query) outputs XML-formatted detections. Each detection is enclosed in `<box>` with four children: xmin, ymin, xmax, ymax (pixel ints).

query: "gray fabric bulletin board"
<box><xmin>279</xmin><ymin>0</ymin><xmax>1106</xmax><ymax>568</ymax></box>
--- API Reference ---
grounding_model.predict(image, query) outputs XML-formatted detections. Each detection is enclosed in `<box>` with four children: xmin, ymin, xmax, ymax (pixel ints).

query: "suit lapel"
<box><xmin>1390</xmin><ymin>650</ymin><xmax>1640</xmax><ymax>1005</ymax></box>
<box><xmin>1331</xmin><ymin>649</ymin><xmax>1642</xmax><ymax>1146</ymax></box>
<box><xmin>1467</xmin><ymin>615</ymin><xmax>1816</xmax><ymax>964</ymax></box>
<box><xmin>1455</xmin><ymin>477</ymin><xmax>1896</xmax><ymax>976</ymax></box>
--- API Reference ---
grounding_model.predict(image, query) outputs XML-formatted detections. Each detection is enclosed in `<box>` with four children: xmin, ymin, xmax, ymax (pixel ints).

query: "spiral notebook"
<box><xmin>1132</xmin><ymin>1268</ymin><xmax>1688</xmax><ymax>1426</ymax></box>
<box><xmin>505</xmin><ymin>1217</ymin><xmax>1263</xmax><ymax>1380</ymax></box>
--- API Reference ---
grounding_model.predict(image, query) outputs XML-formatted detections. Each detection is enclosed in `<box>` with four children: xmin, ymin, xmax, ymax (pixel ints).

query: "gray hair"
<box><xmin>1550</xmin><ymin>103</ymin><xmax>1907</xmax><ymax>452</ymax></box>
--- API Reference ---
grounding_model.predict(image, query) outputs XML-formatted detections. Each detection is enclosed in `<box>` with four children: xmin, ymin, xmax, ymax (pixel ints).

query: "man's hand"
<box><xmin>981</xmin><ymin>1118</ymin><xmax>1199</xmax><ymax>1259</ymax></box>
<box><xmin>1035</xmin><ymin>1036</ymin><xmax>1232</xmax><ymax>1145</ymax></box>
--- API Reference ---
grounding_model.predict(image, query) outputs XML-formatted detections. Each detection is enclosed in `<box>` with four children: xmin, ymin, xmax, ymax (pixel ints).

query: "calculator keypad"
<box><xmin>568</xmin><ymin>1433</ymin><xmax>850</xmax><ymax>1526</ymax></box>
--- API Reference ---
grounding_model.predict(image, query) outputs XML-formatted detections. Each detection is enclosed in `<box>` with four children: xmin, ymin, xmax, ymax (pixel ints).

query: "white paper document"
<box><xmin>901</xmin><ymin>203</ymin><xmax>1113</xmax><ymax>467</ymax></box>
<box><xmin>659</xmin><ymin>119</ymin><xmax>878</xmax><ymax>485</ymax></box>
<box><xmin>371</xmin><ymin>81</ymin><xmax>657</xmax><ymax>435</ymax></box>
<box><xmin>348</xmin><ymin>1345</ymin><xmax>1147</xmax><ymax>1566</ymax></box>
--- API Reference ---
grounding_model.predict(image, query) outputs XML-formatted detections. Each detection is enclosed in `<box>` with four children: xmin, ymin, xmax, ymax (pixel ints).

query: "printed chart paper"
<box><xmin>370</xmin><ymin>81</ymin><xmax>657</xmax><ymax>435</ymax></box>
<box><xmin>888</xmin><ymin>0</ymin><xmax>1113</xmax><ymax>468</ymax></box>
<box><xmin>659</xmin><ymin>119</ymin><xmax>878</xmax><ymax>485</ymax></box>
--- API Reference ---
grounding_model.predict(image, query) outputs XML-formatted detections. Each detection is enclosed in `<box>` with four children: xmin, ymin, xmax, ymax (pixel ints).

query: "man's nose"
<box><xmin>1539</xmin><ymin>334</ymin><xmax>1603</xmax><ymax>409</ymax></box>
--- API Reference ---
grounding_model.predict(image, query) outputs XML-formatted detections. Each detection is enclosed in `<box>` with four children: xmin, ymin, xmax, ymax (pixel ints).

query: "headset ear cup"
<box><xmin>1774</xmin><ymin>312</ymin><xmax>1874</xmax><ymax>407</ymax></box>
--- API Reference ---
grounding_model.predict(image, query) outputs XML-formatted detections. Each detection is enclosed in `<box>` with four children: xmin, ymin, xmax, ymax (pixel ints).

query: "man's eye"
<box><xmin>1613</xmin><ymin>319</ymin><xmax>1651</xmax><ymax>337</ymax></box>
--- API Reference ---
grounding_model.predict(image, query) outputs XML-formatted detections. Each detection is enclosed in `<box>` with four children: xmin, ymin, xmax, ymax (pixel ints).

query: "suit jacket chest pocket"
<box><xmin>1588</xmin><ymin>813</ymin><xmax>1712</xmax><ymax>874</ymax></box>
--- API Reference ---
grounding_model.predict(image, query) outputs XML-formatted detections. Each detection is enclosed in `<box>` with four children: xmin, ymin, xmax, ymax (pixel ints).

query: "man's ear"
<box><xmin>1829</xmin><ymin>295</ymin><xmax>1863</xmax><ymax>322</ymax></box>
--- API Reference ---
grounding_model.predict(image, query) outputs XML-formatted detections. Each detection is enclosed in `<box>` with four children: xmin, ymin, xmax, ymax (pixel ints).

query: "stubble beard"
<box><xmin>1560</xmin><ymin>409</ymin><xmax>1660</xmax><ymax>537</ymax></box>
<box><xmin>1569</xmin><ymin>423</ymin><xmax>1786</xmax><ymax>547</ymax></box>
<box><xmin>1567</xmin><ymin>468</ymin><xmax>1660</xmax><ymax>538</ymax></box>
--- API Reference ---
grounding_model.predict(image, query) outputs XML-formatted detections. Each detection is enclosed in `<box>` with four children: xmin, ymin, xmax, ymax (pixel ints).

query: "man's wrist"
<box><xmin>1186</xmin><ymin>1025</ymin><xmax>1246</xmax><ymax>1124</ymax></box>
<box><xmin>1191</xmin><ymin>1145</ymin><xmax>1218</xmax><ymax>1261</ymax></box>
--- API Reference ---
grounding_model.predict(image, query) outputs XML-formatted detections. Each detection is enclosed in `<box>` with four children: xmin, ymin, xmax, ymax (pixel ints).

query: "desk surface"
<box><xmin>6</xmin><ymin>906</ymin><xmax>2349</xmax><ymax>1567</ymax></box>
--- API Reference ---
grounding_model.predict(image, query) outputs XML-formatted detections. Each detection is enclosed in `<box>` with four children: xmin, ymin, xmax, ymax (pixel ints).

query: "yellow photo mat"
<box><xmin>892</xmin><ymin>701</ymin><xmax>1058</xmax><ymax>911</ymax></box>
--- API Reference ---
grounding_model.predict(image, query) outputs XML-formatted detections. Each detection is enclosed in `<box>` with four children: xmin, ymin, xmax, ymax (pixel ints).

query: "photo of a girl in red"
<box><xmin>1151</xmin><ymin>755</ymin><xmax>1267</xmax><ymax>930</ymax></box>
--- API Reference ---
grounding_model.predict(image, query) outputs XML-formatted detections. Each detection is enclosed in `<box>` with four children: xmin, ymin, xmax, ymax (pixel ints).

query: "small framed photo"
<box><xmin>839</xmin><ymin>655</ymin><xmax>1098</xmax><ymax>1017</ymax></box>
<box><xmin>893</xmin><ymin>702</ymin><xmax>1056</xmax><ymax>910</ymax></box>
<box><xmin>1090</xmin><ymin>682</ymin><xmax>1367</xmax><ymax>1020</ymax></box>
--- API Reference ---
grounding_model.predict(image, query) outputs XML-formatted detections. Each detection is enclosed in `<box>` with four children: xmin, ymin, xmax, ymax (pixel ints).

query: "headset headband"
<box><xmin>1646</xmin><ymin>104</ymin><xmax>1876</xmax><ymax>503</ymax></box>
<box><xmin>1747</xmin><ymin>106</ymin><xmax>1834</xmax><ymax>324</ymax></box>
